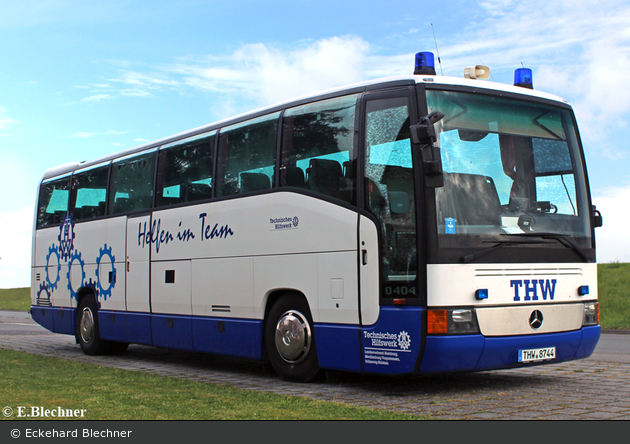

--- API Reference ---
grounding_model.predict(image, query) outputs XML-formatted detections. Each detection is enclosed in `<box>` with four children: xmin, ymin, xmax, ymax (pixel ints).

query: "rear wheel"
<box><xmin>76</xmin><ymin>294</ymin><xmax>128</xmax><ymax>355</ymax></box>
<box><xmin>264</xmin><ymin>294</ymin><xmax>321</xmax><ymax>382</ymax></box>
<box><xmin>77</xmin><ymin>295</ymin><xmax>107</xmax><ymax>355</ymax></box>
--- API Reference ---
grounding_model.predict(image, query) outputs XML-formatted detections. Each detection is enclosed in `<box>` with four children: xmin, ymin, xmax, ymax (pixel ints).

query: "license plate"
<box><xmin>518</xmin><ymin>347</ymin><xmax>556</xmax><ymax>363</ymax></box>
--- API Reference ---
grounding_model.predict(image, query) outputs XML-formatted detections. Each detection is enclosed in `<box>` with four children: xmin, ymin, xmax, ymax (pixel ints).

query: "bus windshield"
<box><xmin>426</xmin><ymin>89</ymin><xmax>592</xmax><ymax>258</ymax></box>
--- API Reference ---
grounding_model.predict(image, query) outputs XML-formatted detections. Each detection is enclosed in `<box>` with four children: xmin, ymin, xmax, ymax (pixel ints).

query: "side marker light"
<box><xmin>475</xmin><ymin>289</ymin><xmax>489</xmax><ymax>300</ymax></box>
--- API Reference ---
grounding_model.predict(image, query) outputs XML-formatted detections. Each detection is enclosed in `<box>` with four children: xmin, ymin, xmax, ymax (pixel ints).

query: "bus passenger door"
<box><xmin>126</xmin><ymin>214</ymin><xmax>152</xmax><ymax>344</ymax></box>
<box><xmin>358</xmin><ymin>88</ymin><xmax>426</xmax><ymax>375</ymax></box>
<box><xmin>360</xmin><ymin>89</ymin><xmax>421</xmax><ymax>321</ymax></box>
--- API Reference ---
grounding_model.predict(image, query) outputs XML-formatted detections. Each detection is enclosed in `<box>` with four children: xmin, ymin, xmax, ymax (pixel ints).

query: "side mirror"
<box><xmin>410</xmin><ymin>111</ymin><xmax>445</xmax><ymax>188</ymax></box>
<box><xmin>592</xmin><ymin>205</ymin><xmax>603</xmax><ymax>228</ymax></box>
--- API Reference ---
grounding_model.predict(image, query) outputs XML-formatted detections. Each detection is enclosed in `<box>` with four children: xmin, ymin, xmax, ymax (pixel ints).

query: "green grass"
<box><xmin>2</xmin><ymin>263</ymin><xmax>629</xmax><ymax>328</ymax></box>
<box><xmin>0</xmin><ymin>287</ymin><xmax>30</xmax><ymax>311</ymax></box>
<box><xmin>597</xmin><ymin>262</ymin><xmax>630</xmax><ymax>330</ymax></box>
<box><xmin>0</xmin><ymin>349</ymin><xmax>424</xmax><ymax>420</ymax></box>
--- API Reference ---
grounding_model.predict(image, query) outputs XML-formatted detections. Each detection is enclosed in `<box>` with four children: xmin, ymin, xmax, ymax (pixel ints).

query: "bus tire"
<box><xmin>265</xmin><ymin>295</ymin><xmax>321</xmax><ymax>382</ymax></box>
<box><xmin>76</xmin><ymin>294</ymin><xmax>107</xmax><ymax>356</ymax></box>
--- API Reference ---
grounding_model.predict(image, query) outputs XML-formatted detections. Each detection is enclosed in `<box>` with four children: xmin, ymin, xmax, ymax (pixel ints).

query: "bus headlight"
<box><xmin>428</xmin><ymin>308</ymin><xmax>480</xmax><ymax>335</ymax></box>
<box><xmin>583</xmin><ymin>302</ymin><xmax>599</xmax><ymax>326</ymax></box>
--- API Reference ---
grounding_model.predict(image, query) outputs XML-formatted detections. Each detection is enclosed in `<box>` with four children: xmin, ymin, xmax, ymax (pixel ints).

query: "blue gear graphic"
<box><xmin>45</xmin><ymin>244</ymin><xmax>61</xmax><ymax>292</ymax></box>
<box><xmin>66</xmin><ymin>250</ymin><xmax>86</xmax><ymax>301</ymax></box>
<box><xmin>95</xmin><ymin>244</ymin><xmax>116</xmax><ymax>301</ymax></box>
<box><xmin>57</xmin><ymin>215</ymin><xmax>75</xmax><ymax>262</ymax></box>
<box><xmin>36</xmin><ymin>283</ymin><xmax>52</xmax><ymax>306</ymax></box>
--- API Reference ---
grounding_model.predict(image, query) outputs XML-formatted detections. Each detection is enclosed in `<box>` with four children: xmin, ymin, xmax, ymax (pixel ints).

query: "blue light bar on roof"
<box><xmin>514</xmin><ymin>67</ymin><xmax>533</xmax><ymax>89</ymax></box>
<box><xmin>414</xmin><ymin>52</ymin><xmax>436</xmax><ymax>75</ymax></box>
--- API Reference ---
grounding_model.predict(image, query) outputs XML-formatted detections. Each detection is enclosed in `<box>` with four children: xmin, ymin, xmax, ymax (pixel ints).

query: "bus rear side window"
<box><xmin>70</xmin><ymin>164</ymin><xmax>109</xmax><ymax>221</ymax></box>
<box><xmin>37</xmin><ymin>176</ymin><xmax>71</xmax><ymax>228</ymax></box>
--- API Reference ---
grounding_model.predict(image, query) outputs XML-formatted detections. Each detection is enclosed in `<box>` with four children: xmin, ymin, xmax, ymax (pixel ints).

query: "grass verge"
<box><xmin>0</xmin><ymin>349</ymin><xmax>425</xmax><ymax>420</ymax></box>
<box><xmin>597</xmin><ymin>262</ymin><xmax>630</xmax><ymax>330</ymax></box>
<box><xmin>0</xmin><ymin>287</ymin><xmax>30</xmax><ymax>311</ymax></box>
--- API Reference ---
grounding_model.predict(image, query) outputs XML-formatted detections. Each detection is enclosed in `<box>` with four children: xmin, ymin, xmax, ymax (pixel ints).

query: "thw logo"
<box><xmin>511</xmin><ymin>279</ymin><xmax>557</xmax><ymax>301</ymax></box>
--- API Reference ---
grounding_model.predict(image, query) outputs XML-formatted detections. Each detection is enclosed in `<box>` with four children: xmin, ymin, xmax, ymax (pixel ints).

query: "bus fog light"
<box><xmin>583</xmin><ymin>302</ymin><xmax>599</xmax><ymax>326</ymax></box>
<box><xmin>452</xmin><ymin>309</ymin><xmax>473</xmax><ymax>323</ymax></box>
<box><xmin>428</xmin><ymin>308</ymin><xmax>480</xmax><ymax>335</ymax></box>
<box><xmin>448</xmin><ymin>308</ymin><xmax>480</xmax><ymax>334</ymax></box>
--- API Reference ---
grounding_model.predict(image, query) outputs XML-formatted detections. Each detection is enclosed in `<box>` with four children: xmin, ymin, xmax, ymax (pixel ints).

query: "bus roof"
<box><xmin>41</xmin><ymin>73</ymin><xmax>569</xmax><ymax>181</ymax></box>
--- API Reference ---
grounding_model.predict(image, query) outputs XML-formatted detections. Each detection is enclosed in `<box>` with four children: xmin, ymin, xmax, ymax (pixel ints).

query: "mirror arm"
<box><xmin>411</xmin><ymin>111</ymin><xmax>445</xmax><ymax>188</ymax></box>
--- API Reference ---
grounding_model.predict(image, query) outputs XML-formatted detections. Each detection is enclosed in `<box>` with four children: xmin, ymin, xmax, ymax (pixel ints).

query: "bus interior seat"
<box><xmin>186</xmin><ymin>183</ymin><xmax>213</xmax><ymax>201</ymax></box>
<box><xmin>285</xmin><ymin>166</ymin><xmax>305</xmax><ymax>188</ymax></box>
<box><xmin>112</xmin><ymin>197</ymin><xmax>134</xmax><ymax>214</ymax></box>
<box><xmin>240</xmin><ymin>172</ymin><xmax>271</xmax><ymax>193</ymax></box>
<box><xmin>74</xmin><ymin>205</ymin><xmax>101</xmax><ymax>220</ymax></box>
<box><xmin>439</xmin><ymin>172</ymin><xmax>502</xmax><ymax>226</ymax></box>
<box><xmin>306</xmin><ymin>158</ymin><xmax>343</xmax><ymax>200</ymax></box>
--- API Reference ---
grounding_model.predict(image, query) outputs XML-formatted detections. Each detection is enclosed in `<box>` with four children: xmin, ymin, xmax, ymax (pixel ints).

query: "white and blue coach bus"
<box><xmin>31</xmin><ymin>52</ymin><xmax>602</xmax><ymax>381</ymax></box>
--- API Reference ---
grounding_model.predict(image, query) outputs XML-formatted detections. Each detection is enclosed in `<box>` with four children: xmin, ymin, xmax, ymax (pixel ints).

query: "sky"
<box><xmin>1</xmin><ymin>0</ymin><xmax>629</xmax><ymax>288</ymax></box>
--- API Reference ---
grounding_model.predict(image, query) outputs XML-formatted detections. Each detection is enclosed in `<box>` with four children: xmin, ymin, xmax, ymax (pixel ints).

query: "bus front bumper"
<box><xmin>419</xmin><ymin>325</ymin><xmax>601</xmax><ymax>374</ymax></box>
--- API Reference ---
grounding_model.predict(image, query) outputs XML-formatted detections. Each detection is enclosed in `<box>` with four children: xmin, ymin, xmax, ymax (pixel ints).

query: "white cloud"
<box><xmin>591</xmin><ymin>184</ymin><xmax>630</xmax><ymax>263</ymax></box>
<box><xmin>80</xmin><ymin>94</ymin><xmax>114</xmax><ymax>103</ymax></box>
<box><xmin>0</xmin><ymin>106</ymin><xmax>19</xmax><ymax>129</ymax></box>
<box><xmin>168</xmin><ymin>35</ymin><xmax>371</xmax><ymax>109</ymax></box>
<box><xmin>0</xmin><ymin>206</ymin><xmax>33</xmax><ymax>289</ymax></box>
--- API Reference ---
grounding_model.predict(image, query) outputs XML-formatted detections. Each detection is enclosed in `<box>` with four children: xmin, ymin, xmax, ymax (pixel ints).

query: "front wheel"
<box><xmin>264</xmin><ymin>295</ymin><xmax>321</xmax><ymax>382</ymax></box>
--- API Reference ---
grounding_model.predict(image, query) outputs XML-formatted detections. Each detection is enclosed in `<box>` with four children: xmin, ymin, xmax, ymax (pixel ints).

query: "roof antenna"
<box><xmin>465</xmin><ymin>38</ymin><xmax>495</xmax><ymax>82</ymax></box>
<box><xmin>431</xmin><ymin>23</ymin><xmax>444</xmax><ymax>76</ymax></box>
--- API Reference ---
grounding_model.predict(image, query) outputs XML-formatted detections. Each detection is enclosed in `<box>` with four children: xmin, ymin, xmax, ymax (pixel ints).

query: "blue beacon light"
<box><xmin>414</xmin><ymin>52</ymin><xmax>437</xmax><ymax>75</ymax></box>
<box><xmin>514</xmin><ymin>67</ymin><xmax>533</xmax><ymax>89</ymax></box>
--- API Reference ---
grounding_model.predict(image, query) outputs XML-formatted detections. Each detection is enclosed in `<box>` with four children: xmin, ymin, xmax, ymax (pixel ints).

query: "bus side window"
<box><xmin>37</xmin><ymin>176</ymin><xmax>71</xmax><ymax>228</ymax></box>
<box><xmin>70</xmin><ymin>164</ymin><xmax>109</xmax><ymax>221</ymax></box>
<box><xmin>216</xmin><ymin>113</ymin><xmax>279</xmax><ymax>198</ymax></box>
<box><xmin>108</xmin><ymin>150</ymin><xmax>156</xmax><ymax>215</ymax></box>
<box><xmin>155</xmin><ymin>132</ymin><xmax>215</xmax><ymax>207</ymax></box>
<box><xmin>280</xmin><ymin>94</ymin><xmax>358</xmax><ymax>205</ymax></box>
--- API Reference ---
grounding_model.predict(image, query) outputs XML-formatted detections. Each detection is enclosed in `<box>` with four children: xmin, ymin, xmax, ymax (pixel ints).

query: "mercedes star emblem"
<box><xmin>529</xmin><ymin>310</ymin><xmax>544</xmax><ymax>330</ymax></box>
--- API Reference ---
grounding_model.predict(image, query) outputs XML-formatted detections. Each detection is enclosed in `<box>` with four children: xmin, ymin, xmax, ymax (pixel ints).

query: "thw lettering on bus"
<box><xmin>199</xmin><ymin>213</ymin><xmax>234</xmax><ymax>240</ymax></box>
<box><xmin>137</xmin><ymin>219</ymin><xmax>174</xmax><ymax>253</ymax></box>
<box><xmin>511</xmin><ymin>279</ymin><xmax>557</xmax><ymax>301</ymax></box>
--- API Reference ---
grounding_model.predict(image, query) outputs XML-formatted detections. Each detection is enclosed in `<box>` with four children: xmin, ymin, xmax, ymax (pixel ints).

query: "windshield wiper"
<box><xmin>460</xmin><ymin>240</ymin><xmax>546</xmax><ymax>263</ymax></box>
<box><xmin>502</xmin><ymin>232</ymin><xmax>592</xmax><ymax>262</ymax></box>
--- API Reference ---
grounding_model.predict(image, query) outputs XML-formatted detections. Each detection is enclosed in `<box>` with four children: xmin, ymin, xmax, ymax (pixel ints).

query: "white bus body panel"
<box><xmin>134</xmin><ymin>192</ymin><xmax>361</xmax><ymax>324</ymax></box>
<box><xmin>427</xmin><ymin>263</ymin><xmax>597</xmax><ymax>336</ymax></box>
<box><xmin>359</xmin><ymin>214</ymin><xmax>380</xmax><ymax>326</ymax></box>
<box><xmin>476</xmin><ymin>303</ymin><xmax>584</xmax><ymax>336</ymax></box>
<box><xmin>427</xmin><ymin>263</ymin><xmax>597</xmax><ymax>307</ymax></box>
<box><xmin>32</xmin><ymin>219</ymin><xmax>127</xmax><ymax>311</ymax></box>
<box><xmin>126</xmin><ymin>215</ymin><xmax>150</xmax><ymax>313</ymax></box>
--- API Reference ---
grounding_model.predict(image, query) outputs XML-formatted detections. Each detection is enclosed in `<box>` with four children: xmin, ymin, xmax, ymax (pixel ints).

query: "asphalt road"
<box><xmin>1</xmin><ymin>309</ymin><xmax>629</xmax><ymax>420</ymax></box>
